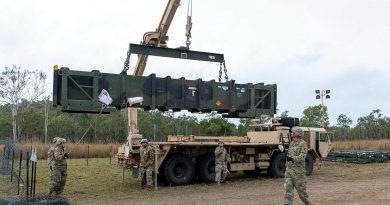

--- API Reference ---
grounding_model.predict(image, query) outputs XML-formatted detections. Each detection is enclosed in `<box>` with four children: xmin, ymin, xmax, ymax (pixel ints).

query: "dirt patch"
<box><xmin>103</xmin><ymin>162</ymin><xmax>390</xmax><ymax>205</ymax></box>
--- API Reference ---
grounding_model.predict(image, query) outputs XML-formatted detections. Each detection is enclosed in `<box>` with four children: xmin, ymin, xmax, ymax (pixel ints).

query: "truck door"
<box><xmin>316</xmin><ymin>132</ymin><xmax>332</xmax><ymax>158</ymax></box>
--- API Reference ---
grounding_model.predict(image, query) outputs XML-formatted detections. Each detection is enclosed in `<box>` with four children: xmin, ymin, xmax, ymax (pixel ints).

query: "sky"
<box><xmin>1</xmin><ymin>0</ymin><xmax>389</xmax><ymax>126</ymax></box>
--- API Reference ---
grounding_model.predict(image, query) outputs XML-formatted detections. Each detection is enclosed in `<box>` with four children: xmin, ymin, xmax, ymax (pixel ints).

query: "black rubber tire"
<box><xmin>269</xmin><ymin>152</ymin><xmax>286</xmax><ymax>178</ymax></box>
<box><xmin>163</xmin><ymin>154</ymin><xmax>194</xmax><ymax>186</ymax></box>
<box><xmin>280</xmin><ymin>117</ymin><xmax>300</xmax><ymax>128</ymax></box>
<box><xmin>198</xmin><ymin>153</ymin><xmax>216</xmax><ymax>183</ymax></box>
<box><xmin>305</xmin><ymin>154</ymin><xmax>314</xmax><ymax>176</ymax></box>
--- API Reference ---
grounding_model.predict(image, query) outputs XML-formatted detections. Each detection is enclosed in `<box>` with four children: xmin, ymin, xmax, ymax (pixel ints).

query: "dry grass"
<box><xmin>332</xmin><ymin>139</ymin><xmax>390</xmax><ymax>151</ymax></box>
<box><xmin>1</xmin><ymin>159</ymin><xmax>390</xmax><ymax>205</ymax></box>
<box><xmin>13</xmin><ymin>143</ymin><xmax>121</xmax><ymax>159</ymax></box>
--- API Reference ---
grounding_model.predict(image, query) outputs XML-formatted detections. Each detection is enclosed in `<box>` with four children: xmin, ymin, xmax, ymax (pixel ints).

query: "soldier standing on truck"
<box><xmin>214</xmin><ymin>140</ymin><xmax>230</xmax><ymax>185</ymax></box>
<box><xmin>48</xmin><ymin>138</ymin><xmax>69</xmax><ymax>195</ymax></box>
<box><xmin>284</xmin><ymin>127</ymin><xmax>312</xmax><ymax>205</ymax></box>
<box><xmin>139</xmin><ymin>139</ymin><xmax>154</xmax><ymax>190</ymax></box>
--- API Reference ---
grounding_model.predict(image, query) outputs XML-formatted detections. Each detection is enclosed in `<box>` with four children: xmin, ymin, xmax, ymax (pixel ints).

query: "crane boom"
<box><xmin>133</xmin><ymin>0</ymin><xmax>181</xmax><ymax>76</ymax></box>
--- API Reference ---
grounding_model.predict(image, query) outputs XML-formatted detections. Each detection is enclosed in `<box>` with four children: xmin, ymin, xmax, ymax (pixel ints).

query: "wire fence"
<box><xmin>0</xmin><ymin>140</ymin><xmax>69</xmax><ymax>204</ymax></box>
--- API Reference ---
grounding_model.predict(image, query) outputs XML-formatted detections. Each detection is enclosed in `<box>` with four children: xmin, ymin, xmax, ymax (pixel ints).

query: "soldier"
<box><xmin>48</xmin><ymin>138</ymin><xmax>69</xmax><ymax>196</ymax></box>
<box><xmin>214</xmin><ymin>139</ymin><xmax>230</xmax><ymax>185</ymax></box>
<box><xmin>139</xmin><ymin>139</ymin><xmax>154</xmax><ymax>190</ymax></box>
<box><xmin>284</xmin><ymin>127</ymin><xmax>311</xmax><ymax>205</ymax></box>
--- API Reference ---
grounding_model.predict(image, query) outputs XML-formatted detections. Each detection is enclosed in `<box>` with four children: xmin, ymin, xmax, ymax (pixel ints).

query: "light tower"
<box><xmin>315</xmin><ymin>90</ymin><xmax>330</xmax><ymax>128</ymax></box>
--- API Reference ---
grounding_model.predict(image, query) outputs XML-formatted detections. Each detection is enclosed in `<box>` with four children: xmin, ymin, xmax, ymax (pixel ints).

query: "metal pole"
<box><xmin>154</xmin><ymin>147</ymin><xmax>158</xmax><ymax>190</ymax></box>
<box><xmin>33</xmin><ymin>160</ymin><xmax>37</xmax><ymax>197</ymax></box>
<box><xmin>26</xmin><ymin>151</ymin><xmax>29</xmax><ymax>197</ymax></box>
<box><xmin>6</xmin><ymin>147</ymin><xmax>10</xmax><ymax>170</ymax></box>
<box><xmin>321</xmin><ymin>91</ymin><xmax>325</xmax><ymax>128</ymax></box>
<box><xmin>45</xmin><ymin>96</ymin><xmax>49</xmax><ymax>144</ymax></box>
<box><xmin>11</xmin><ymin>149</ymin><xmax>15</xmax><ymax>182</ymax></box>
<box><xmin>30</xmin><ymin>160</ymin><xmax>34</xmax><ymax>195</ymax></box>
<box><xmin>17</xmin><ymin>151</ymin><xmax>22</xmax><ymax>195</ymax></box>
<box><xmin>153</xmin><ymin>124</ymin><xmax>156</xmax><ymax>141</ymax></box>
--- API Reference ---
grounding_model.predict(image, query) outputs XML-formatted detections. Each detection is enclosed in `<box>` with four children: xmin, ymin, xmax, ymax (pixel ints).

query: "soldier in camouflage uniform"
<box><xmin>48</xmin><ymin>138</ymin><xmax>69</xmax><ymax>195</ymax></box>
<box><xmin>214</xmin><ymin>140</ymin><xmax>230</xmax><ymax>185</ymax></box>
<box><xmin>139</xmin><ymin>139</ymin><xmax>154</xmax><ymax>190</ymax></box>
<box><xmin>284</xmin><ymin>127</ymin><xmax>311</xmax><ymax>205</ymax></box>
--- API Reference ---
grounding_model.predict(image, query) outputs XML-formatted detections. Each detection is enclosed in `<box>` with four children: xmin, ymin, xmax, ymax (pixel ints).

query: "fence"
<box><xmin>0</xmin><ymin>140</ymin><xmax>69</xmax><ymax>204</ymax></box>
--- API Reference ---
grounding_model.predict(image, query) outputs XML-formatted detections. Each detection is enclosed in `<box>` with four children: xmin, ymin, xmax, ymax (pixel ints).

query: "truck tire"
<box><xmin>305</xmin><ymin>154</ymin><xmax>314</xmax><ymax>176</ymax></box>
<box><xmin>269</xmin><ymin>152</ymin><xmax>286</xmax><ymax>178</ymax></box>
<box><xmin>280</xmin><ymin>117</ymin><xmax>300</xmax><ymax>128</ymax></box>
<box><xmin>163</xmin><ymin>154</ymin><xmax>194</xmax><ymax>186</ymax></box>
<box><xmin>198</xmin><ymin>153</ymin><xmax>216</xmax><ymax>183</ymax></box>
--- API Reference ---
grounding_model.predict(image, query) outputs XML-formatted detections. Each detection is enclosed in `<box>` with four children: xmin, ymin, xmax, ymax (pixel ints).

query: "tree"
<box><xmin>199</xmin><ymin>112</ymin><xmax>236</xmax><ymax>136</ymax></box>
<box><xmin>236</xmin><ymin>118</ymin><xmax>251</xmax><ymax>136</ymax></box>
<box><xmin>300</xmin><ymin>105</ymin><xmax>329</xmax><ymax>128</ymax></box>
<box><xmin>280</xmin><ymin>110</ymin><xmax>289</xmax><ymax>117</ymax></box>
<box><xmin>337</xmin><ymin>114</ymin><xmax>352</xmax><ymax>128</ymax></box>
<box><xmin>0</xmin><ymin>66</ymin><xmax>46</xmax><ymax>142</ymax></box>
<box><xmin>335</xmin><ymin>114</ymin><xmax>353</xmax><ymax>140</ymax></box>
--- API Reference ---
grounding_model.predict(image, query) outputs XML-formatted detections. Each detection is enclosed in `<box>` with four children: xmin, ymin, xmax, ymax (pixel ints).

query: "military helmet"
<box><xmin>52</xmin><ymin>137</ymin><xmax>60</xmax><ymax>143</ymax></box>
<box><xmin>140</xmin><ymin>139</ymin><xmax>148</xmax><ymax>144</ymax></box>
<box><xmin>291</xmin><ymin>127</ymin><xmax>304</xmax><ymax>137</ymax></box>
<box><xmin>56</xmin><ymin>138</ymin><xmax>66</xmax><ymax>145</ymax></box>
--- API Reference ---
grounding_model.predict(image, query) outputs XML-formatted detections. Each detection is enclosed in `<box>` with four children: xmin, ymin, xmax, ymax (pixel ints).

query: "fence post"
<box><xmin>30</xmin><ymin>160</ymin><xmax>34</xmax><ymax>196</ymax></box>
<box><xmin>17</xmin><ymin>151</ymin><xmax>22</xmax><ymax>195</ymax></box>
<box><xmin>11</xmin><ymin>149</ymin><xmax>15</xmax><ymax>182</ymax></box>
<box><xmin>33</xmin><ymin>160</ymin><xmax>37</xmax><ymax>197</ymax></box>
<box><xmin>26</xmin><ymin>151</ymin><xmax>30</xmax><ymax>197</ymax></box>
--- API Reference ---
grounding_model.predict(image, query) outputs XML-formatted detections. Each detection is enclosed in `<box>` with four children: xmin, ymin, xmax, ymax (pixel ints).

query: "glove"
<box><xmin>286</xmin><ymin>156</ymin><xmax>294</xmax><ymax>162</ymax></box>
<box><xmin>64</xmin><ymin>153</ymin><xmax>70</xmax><ymax>158</ymax></box>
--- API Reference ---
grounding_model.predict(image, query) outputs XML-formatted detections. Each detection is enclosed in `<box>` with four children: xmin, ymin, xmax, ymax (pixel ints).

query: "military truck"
<box><xmin>116</xmin><ymin>117</ymin><xmax>332</xmax><ymax>185</ymax></box>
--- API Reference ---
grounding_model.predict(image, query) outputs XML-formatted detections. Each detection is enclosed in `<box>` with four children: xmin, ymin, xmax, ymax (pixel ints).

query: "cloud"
<box><xmin>1</xmin><ymin>0</ymin><xmax>389</xmax><ymax>126</ymax></box>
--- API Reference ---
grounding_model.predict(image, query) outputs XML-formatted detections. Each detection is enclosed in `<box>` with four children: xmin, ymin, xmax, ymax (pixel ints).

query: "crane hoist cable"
<box><xmin>185</xmin><ymin>0</ymin><xmax>192</xmax><ymax>49</ymax></box>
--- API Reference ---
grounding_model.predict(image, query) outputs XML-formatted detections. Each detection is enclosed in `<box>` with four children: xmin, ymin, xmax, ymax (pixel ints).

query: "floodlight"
<box><xmin>128</xmin><ymin>97</ymin><xmax>143</xmax><ymax>106</ymax></box>
<box><xmin>326</xmin><ymin>90</ymin><xmax>330</xmax><ymax>94</ymax></box>
<box><xmin>326</xmin><ymin>95</ymin><xmax>330</xmax><ymax>99</ymax></box>
<box><xmin>316</xmin><ymin>95</ymin><xmax>320</xmax><ymax>99</ymax></box>
<box><xmin>315</xmin><ymin>90</ymin><xmax>320</xmax><ymax>94</ymax></box>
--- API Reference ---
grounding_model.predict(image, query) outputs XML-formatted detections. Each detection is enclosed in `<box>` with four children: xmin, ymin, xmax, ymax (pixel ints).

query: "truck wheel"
<box><xmin>280</xmin><ymin>117</ymin><xmax>300</xmax><ymax>128</ymax></box>
<box><xmin>305</xmin><ymin>154</ymin><xmax>314</xmax><ymax>176</ymax></box>
<box><xmin>269</xmin><ymin>152</ymin><xmax>286</xmax><ymax>178</ymax></box>
<box><xmin>163</xmin><ymin>154</ymin><xmax>194</xmax><ymax>186</ymax></box>
<box><xmin>198</xmin><ymin>153</ymin><xmax>215</xmax><ymax>183</ymax></box>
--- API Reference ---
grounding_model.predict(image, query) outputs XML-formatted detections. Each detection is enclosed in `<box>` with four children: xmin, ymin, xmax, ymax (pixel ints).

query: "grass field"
<box><xmin>1</xmin><ymin>158</ymin><xmax>390</xmax><ymax>205</ymax></box>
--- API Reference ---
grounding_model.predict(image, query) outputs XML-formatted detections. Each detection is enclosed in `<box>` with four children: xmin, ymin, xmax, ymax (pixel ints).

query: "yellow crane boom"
<box><xmin>133</xmin><ymin>0</ymin><xmax>182</xmax><ymax>76</ymax></box>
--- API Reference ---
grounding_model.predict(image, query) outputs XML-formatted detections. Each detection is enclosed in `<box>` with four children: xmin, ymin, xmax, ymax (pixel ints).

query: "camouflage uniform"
<box><xmin>48</xmin><ymin>145</ymin><xmax>68</xmax><ymax>195</ymax></box>
<box><xmin>139</xmin><ymin>145</ymin><xmax>154</xmax><ymax>188</ymax></box>
<box><xmin>284</xmin><ymin>138</ymin><xmax>311</xmax><ymax>205</ymax></box>
<box><xmin>214</xmin><ymin>146</ymin><xmax>230</xmax><ymax>183</ymax></box>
